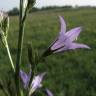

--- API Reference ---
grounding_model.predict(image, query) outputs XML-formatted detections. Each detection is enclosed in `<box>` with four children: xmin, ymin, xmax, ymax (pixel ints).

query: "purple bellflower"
<box><xmin>20</xmin><ymin>70</ymin><xmax>31</xmax><ymax>89</ymax></box>
<box><xmin>20</xmin><ymin>70</ymin><xmax>46</xmax><ymax>95</ymax></box>
<box><xmin>43</xmin><ymin>16</ymin><xmax>90</xmax><ymax>56</ymax></box>
<box><xmin>29</xmin><ymin>72</ymin><xmax>46</xmax><ymax>95</ymax></box>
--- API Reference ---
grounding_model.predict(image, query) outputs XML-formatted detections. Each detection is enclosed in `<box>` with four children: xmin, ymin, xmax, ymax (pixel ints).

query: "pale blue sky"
<box><xmin>0</xmin><ymin>0</ymin><xmax>96</xmax><ymax>11</ymax></box>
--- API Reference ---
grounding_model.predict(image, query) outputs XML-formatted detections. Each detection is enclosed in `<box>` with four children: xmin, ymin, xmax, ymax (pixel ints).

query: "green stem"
<box><xmin>15</xmin><ymin>0</ymin><xmax>24</xmax><ymax>96</ymax></box>
<box><xmin>5</xmin><ymin>40</ymin><xmax>15</xmax><ymax>72</ymax></box>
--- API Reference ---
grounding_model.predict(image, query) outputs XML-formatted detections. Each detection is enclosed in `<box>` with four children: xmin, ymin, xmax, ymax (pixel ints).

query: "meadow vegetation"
<box><xmin>0</xmin><ymin>8</ymin><xmax>96</xmax><ymax>96</ymax></box>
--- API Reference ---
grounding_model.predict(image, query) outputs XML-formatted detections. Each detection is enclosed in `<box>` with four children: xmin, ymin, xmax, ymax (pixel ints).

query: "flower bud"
<box><xmin>0</xmin><ymin>11</ymin><xmax>9</xmax><ymax>38</ymax></box>
<box><xmin>0</xmin><ymin>28</ymin><xmax>7</xmax><ymax>46</ymax></box>
<box><xmin>23</xmin><ymin>0</ymin><xmax>36</xmax><ymax>13</ymax></box>
<box><xmin>23</xmin><ymin>0</ymin><xmax>28</xmax><ymax>10</ymax></box>
<box><xmin>0</xmin><ymin>11</ymin><xmax>4</xmax><ymax>23</ymax></box>
<box><xmin>23</xmin><ymin>0</ymin><xmax>28</xmax><ymax>15</ymax></box>
<box><xmin>27</xmin><ymin>0</ymin><xmax>36</xmax><ymax>11</ymax></box>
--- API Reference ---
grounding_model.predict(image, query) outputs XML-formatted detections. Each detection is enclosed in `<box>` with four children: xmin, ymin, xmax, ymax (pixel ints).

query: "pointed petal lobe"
<box><xmin>68</xmin><ymin>43</ymin><xmax>91</xmax><ymax>49</ymax></box>
<box><xmin>20</xmin><ymin>70</ymin><xmax>29</xmax><ymax>88</ymax></box>
<box><xmin>59</xmin><ymin>16</ymin><xmax>66</xmax><ymax>35</ymax></box>
<box><xmin>53</xmin><ymin>42</ymin><xmax>90</xmax><ymax>53</ymax></box>
<box><xmin>65</xmin><ymin>27</ymin><xmax>82</xmax><ymax>42</ymax></box>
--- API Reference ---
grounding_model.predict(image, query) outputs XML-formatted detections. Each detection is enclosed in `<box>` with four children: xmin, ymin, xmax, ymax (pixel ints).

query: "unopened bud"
<box><xmin>27</xmin><ymin>0</ymin><xmax>36</xmax><ymax>11</ymax></box>
<box><xmin>23</xmin><ymin>0</ymin><xmax>28</xmax><ymax>9</ymax></box>
<box><xmin>23</xmin><ymin>0</ymin><xmax>28</xmax><ymax>15</ymax></box>
<box><xmin>0</xmin><ymin>28</ymin><xmax>7</xmax><ymax>47</ymax></box>
<box><xmin>23</xmin><ymin>0</ymin><xmax>36</xmax><ymax>13</ymax></box>
<box><xmin>0</xmin><ymin>11</ymin><xmax>9</xmax><ymax>38</ymax></box>
<box><xmin>22</xmin><ymin>0</ymin><xmax>36</xmax><ymax>20</ymax></box>
<box><xmin>0</xmin><ymin>11</ymin><xmax>4</xmax><ymax>23</ymax></box>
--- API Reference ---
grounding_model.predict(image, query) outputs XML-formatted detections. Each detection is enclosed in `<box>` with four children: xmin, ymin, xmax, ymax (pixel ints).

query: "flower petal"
<box><xmin>31</xmin><ymin>72</ymin><xmax>46</xmax><ymax>89</ymax></box>
<box><xmin>51</xmin><ymin>37</ymin><xmax>71</xmax><ymax>51</ymax></box>
<box><xmin>45</xmin><ymin>89</ymin><xmax>53</xmax><ymax>96</ymax></box>
<box><xmin>51</xmin><ymin>39</ymin><xmax>65</xmax><ymax>50</ymax></box>
<box><xmin>20</xmin><ymin>70</ymin><xmax>29</xmax><ymax>88</ymax></box>
<box><xmin>53</xmin><ymin>42</ymin><xmax>90</xmax><ymax>53</ymax></box>
<box><xmin>59</xmin><ymin>16</ymin><xmax>66</xmax><ymax>35</ymax></box>
<box><xmin>68</xmin><ymin>42</ymin><xmax>91</xmax><ymax>49</ymax></box>
<box><xmin>65</xmin><ymin>27</ymin><xmax>82</xmax><ymax>42</ymax></box>
<box><xmin>29</xmin><ymin>72</ymin><xmax>46</xmax><ymax>95</ymax></box>
<box><xmin>53</xmin><ymin>45</ymin><xmax>68</xmax><ymax>53</ymax></box>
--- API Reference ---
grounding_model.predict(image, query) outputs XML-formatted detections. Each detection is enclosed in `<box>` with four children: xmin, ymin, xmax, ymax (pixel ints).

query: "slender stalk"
<box><xmin>15</xmin><ymin>0</ymin><xmax>24</xmax><ymax>95</ymax></box>
<box><xmin>5</xmin><ymin>40</ymin><xmax>15</xmax><ymax>72</ymax></box>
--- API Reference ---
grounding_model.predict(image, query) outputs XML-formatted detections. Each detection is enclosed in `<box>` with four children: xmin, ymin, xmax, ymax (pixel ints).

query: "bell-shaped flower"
<box><xmin>20</xmin><ymin>69</ymin><xmax>46</xmax><ymax>95</ymax></box>
<box><xmin>43</xmin><ymin>16</ymin><xmax>90</xmax><ymax>56</ymax></box>
<box><xmin>20</xmin><ymin>70</ymin><xmax>31</xmax><ymax>89</ymax></box>
<box><xmin>29</xmin><ymin>72</ymin><xmax>46</xmax><ymax>95</ymax></box>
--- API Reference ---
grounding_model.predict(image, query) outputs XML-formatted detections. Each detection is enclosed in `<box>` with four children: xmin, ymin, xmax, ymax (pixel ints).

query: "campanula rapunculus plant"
<box><xmin>0</xmin><ymin>0</ymin><xmax>91</xmax><ymax>96</ymax></box>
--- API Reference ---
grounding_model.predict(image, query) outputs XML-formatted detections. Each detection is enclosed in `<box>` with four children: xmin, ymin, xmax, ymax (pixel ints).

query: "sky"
<box><xmin>0</xmin><ymin>0</ymin><xmax>96</xmax><ymax>11</ymax></box>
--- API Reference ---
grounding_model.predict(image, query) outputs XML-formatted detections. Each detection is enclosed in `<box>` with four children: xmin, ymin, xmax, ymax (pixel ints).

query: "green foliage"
<box><xmin>0</xmin><ymin>8</ymin><xmax>96</xmax><ymax>96</ymax></box>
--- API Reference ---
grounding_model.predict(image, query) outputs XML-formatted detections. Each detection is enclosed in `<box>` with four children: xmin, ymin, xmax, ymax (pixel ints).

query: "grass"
<box><xmin>0</xmin><ymin>8</ymin><xmax>96</xmax><ymax>96</ymax></box>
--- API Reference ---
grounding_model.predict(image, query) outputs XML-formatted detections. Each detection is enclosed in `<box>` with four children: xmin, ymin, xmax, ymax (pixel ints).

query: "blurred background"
<box><xmin>0</xmin><ymin>0</ymin><xmax>96</xmax><ymax>96</ymax></box>
<box><xmin>0</xmin><ymin>0</ymin><xmax>96</xmax><ymax>11</ymax></box>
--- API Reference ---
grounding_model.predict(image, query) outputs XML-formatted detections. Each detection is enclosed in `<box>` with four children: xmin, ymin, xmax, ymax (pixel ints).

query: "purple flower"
<box><xmin>45</xmin><ymin>89</ymin><xmax>53</xmax><ymax>96</ymax></box>
<box><xmin>43</xmin><ymin>16</ymin><xmax>90</xmax><ymax>56</ymax></box>
<box><xmin>20</xmin><ymin>70</ymin><xmax>46</xmax><ymax>94</ymax></box>
<box><xmin>20</xmin><ymin>70</ymin><xmax>31</xmax><ymax>89</ymax></box>
<box><xmin>29</xmin><ymin>72</ymin><xmax>46</xmax><ymax>95</ymax></box>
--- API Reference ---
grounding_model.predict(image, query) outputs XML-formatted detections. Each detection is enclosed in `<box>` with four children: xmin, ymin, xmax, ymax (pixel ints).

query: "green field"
<box><xmin>0</xmin><ymin>8</ymin><xmax>96</xmax><ymax>96</ymax></box>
